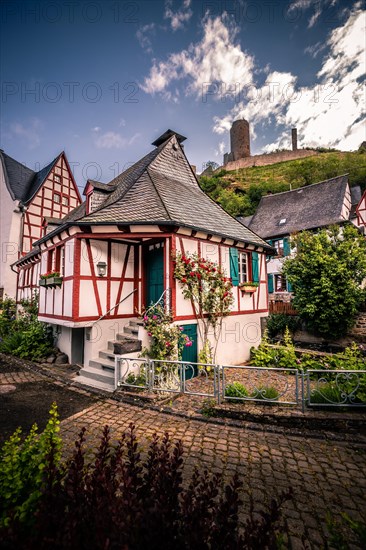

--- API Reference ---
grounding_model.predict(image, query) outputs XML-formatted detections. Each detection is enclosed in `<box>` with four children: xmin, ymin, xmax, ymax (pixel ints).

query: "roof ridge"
<box><xmin>82</xmin><ymin>136</ymin><xmax>175</xmax><ymax>219</ymax></box>
<box><xmin>260</xmin><ymin>174</ymin><xmax>349</xmax><ymax>201</ymax></box>
<box><xmin>146</xmin><ymin>167</ymin><xmax>173</xmax><ymax>221</ymax></box>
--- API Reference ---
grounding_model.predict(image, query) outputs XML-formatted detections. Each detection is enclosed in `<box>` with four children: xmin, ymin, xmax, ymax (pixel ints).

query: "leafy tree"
<box><xmin>283</xmin><ymin>225</ymin><xmax>366</xmax><ymax>339</ymax></box>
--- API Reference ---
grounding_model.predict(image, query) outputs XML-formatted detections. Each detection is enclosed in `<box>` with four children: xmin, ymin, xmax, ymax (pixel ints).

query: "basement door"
<box><xmin>145</xmin><ymin>243</ymin><xmax>164</xmax><ymax>306</ymax></box>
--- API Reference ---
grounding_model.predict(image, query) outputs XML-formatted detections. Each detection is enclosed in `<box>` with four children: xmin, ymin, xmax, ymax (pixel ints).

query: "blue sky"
<box><xmin>1</xmin><ymin>0</ymin><xmax>365</xmax><ymax>193</ymax></box>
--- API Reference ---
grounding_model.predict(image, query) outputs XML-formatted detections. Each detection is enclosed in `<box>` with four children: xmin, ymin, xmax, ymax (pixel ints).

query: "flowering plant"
<box><xmin>140</xmin><ymin>304</ymin><xmax>193</xmax><ymax>360</ymax></box>
<box><xmin>174</xmin><ymin>252</ymin><xmax>234</xmax><ymax>363</ymax></box>
<box><xmin>40</xmin><ymin>271</ymin><xmax>61</xmax><ymax>280</ymax></box>
<box><xmin>239</xmin><ymin>281</ymin><xmax>259</xmax><ymax>288</ymax></box>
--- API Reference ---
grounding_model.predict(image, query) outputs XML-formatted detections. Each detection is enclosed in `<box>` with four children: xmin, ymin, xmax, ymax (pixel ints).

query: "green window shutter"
<box><xmin>286</xmin><ymin>278</ymin><xmax>293</xmax><ymax>292</ymax></box>
<box><xmin>229</xmin><ymin>248</ymin><xmax>239</xmax><ymax>286</ymax></box>
<box><xmin>268</xmin><ymin>274</ymin><xmax>274</xmax><ymax>293</ymax></box>
<box><xmin>251</xmin><ymin>252</ymin><xmax>259</xmax><ymax>283</ymax></box>
<box><xmin>283</xmin><ymin>237</ymin><xmax>291</xmax><ymax>256</ymax></box>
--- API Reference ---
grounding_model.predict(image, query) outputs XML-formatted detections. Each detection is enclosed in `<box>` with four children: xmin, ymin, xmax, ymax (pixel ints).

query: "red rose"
<box><xmin>181</xmin><ymin>277</ymin><xmax>187</xmax><ymax>283</ymax></box>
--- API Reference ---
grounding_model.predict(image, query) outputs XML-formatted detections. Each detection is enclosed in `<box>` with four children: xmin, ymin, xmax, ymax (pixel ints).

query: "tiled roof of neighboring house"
<box><xmin>75</xmin><ymin>135</ymin><xmax>270</xmax><ymax>249</ymax></box>
<box><xmin>245</xmin><ymin>175</ymin><xmax>352</xmax><ymax>239</ymax></box>
<box><xmin>83</xmin><ymin>180</ymin><xmax>116</xmax><ymax>193</ymax></box>
<box><xmin>0</xmin><ymin>150</ymin><xmax>60</xmax><ymax>204</ymax></box>
<box><xmin>350</xmin><ymin>185</ymin><xmax>362</xmax><ymax>217</ymax></box>
<box><xmin>61</xmin><ymin>201</ymin><xmax>87</xmax><ymax>222</ymax></box>
<box><xmin>237</xmin><ymin>215</ymin><xmax>253</xmax><ymax>227</ymax></box>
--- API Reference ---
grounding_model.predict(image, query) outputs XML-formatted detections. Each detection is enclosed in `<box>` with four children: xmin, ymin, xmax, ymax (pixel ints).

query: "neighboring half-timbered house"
<box><xmin>14</xmin><ymin>131</ymin><xmax>273</xmax><ymax>390</ymax></box>
<box><xmin>0</xmin><ymin>150</ymin><xmax>82</xmax><ymax>300</ymax></box>
<box><xmin>239</xmin><ymin>176</ymin><xmax>365</xmax><ymax>303</ymax></box>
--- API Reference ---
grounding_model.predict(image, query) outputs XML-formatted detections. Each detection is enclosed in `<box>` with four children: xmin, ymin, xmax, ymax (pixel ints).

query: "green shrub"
<box><xmin>0</xmin><ymin>294</ymin><xmax>53</xmax><ymax>361</ymax></box>
<box><xmin>251</xmin><ymin>386</ymin><xmax>279</xmax><ymax>401</ymax></box>
<box><xmin>225</xmin><ymin>381</ymin><xmax>249</xmax><ymax>399</ymax></box>
<box><xmin>310</xmin><ymin>383</ymin><xmax>342</xmax><ymax>404</ymax></box>
<box><xmin>0</xmin><ymin>414</ymin><xmax>292</xmax><ymax>549</ymax></box>
<box><xmin>251</xmin><ymin>328</ymin><xmax>297</xmax><ymax>369</ymax></box>
<box><xmin>124</xmin><ymin>372</ymin><xmax>147</xmax><ymax>387</ymax></box>
<box><xmin>266</xmin><ymin>314</ymin><xmax>302</xmax><ymax>338</ymax></box>
<box><xmin>0</xmin><ymin>403</ymin><xmax>61</xmax><ymax>528</ymax></box>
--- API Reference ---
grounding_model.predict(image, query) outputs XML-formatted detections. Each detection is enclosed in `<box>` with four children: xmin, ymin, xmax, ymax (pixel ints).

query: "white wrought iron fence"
<box><xmin>114</xmin><ymin>357</ymin><xmax>366</xmax><ymax>410</ymax></box>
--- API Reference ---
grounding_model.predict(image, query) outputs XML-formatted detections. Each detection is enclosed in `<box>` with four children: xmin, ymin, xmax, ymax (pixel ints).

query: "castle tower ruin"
<box><xmin>292</xmin><ymin>128</ymin><xmax>298</xmax><ymax>151</ymax></box>
<box><xmin>230</xmin><ymin>119</ymin><xmax>251</xmax><ymax>161</ymax></box>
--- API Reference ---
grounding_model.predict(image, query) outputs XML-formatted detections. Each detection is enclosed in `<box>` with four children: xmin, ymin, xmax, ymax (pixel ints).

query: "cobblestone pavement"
<box><xmin>61</xmin><ymin>399</ymin><xmax>366</xmax><ymax>550</ymax></box>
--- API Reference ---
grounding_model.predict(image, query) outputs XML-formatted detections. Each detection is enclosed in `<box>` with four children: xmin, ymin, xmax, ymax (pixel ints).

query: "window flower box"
<box><xmin>239</xmin><ymin>282</ymin><xmax>258</xmax><ymax>294</ymax></box>
<box><xmin>46</xmin><ymin>276</ymin><xmax>63</xmax><ymax>288</ymax></box>
<box><xmin>39</xmin><ymin>272</ymin><xmax>63</xmax><ymax>288</ymax></box>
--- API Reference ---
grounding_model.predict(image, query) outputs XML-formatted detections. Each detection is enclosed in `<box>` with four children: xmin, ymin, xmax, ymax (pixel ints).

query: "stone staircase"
<box><xmin>76</xmin><ymin>320</ymin><xmax>142</xmax><ymax>392</ymax></box>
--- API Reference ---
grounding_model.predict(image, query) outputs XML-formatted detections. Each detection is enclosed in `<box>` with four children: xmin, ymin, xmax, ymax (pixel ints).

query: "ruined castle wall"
<box><xmin>224</xmin><ymin>149</ymin><xmax>318</xmax><ymax>171</ymax></box>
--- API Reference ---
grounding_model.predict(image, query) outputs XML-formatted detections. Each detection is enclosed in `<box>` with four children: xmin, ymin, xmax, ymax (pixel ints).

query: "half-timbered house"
<box><xmin>239</xmin><ymin>175</ymin><xmax>365</xmax><ymax>304</ymax></box>
<box><xmin>14</xmin><ymin>131</ymin><xmax>273</xmax><ymax>390</ymax></box>
<box><xmin>0</xmin><ymin>150</ymin><xmax>82</xmax><ymax>300</ymax></box>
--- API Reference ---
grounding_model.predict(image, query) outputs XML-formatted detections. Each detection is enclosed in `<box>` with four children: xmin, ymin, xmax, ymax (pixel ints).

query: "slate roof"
<box><xmin>0</xmin><ymin>150</ymin><xmax>59</xmax><ymax>204</ymax></box>
<box><xmin>245</xmin><ymin>175</ymin><xmax>352</xmax><ymax>239</ymax></box>
<box><xmin>71</xmin><ymin>134</ymin><xmax>270</xmax><ymax>249</ymax></box>
<box><xmin>83</xmin><ymin>180</ymin><xmax>116</xmax><ymax>194</ymax></box>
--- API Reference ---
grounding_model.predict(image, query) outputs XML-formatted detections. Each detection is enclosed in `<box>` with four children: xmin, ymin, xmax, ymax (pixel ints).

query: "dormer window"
<box><xmin>279</xmin><ymin>218</ymin><xmax>287</xmax><ymax>225</ymax></box>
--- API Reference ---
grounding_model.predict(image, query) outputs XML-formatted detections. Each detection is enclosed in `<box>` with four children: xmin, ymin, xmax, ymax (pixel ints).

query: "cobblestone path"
<box><xmin>61</xmin><ymin>399</ymin><xmax>366</xmax><ymax>549</ymax></box>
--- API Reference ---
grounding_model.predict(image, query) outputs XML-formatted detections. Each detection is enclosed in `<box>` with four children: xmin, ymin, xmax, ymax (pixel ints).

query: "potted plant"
<box><xmin>39</xmin><ymin>271</ymin><xmax>63</xmax><ymax>288</ymax></box>
<box><xmin>239</xmin><ymin>281</ymin><xmax>259</xmax><ymax>294</ymax></box>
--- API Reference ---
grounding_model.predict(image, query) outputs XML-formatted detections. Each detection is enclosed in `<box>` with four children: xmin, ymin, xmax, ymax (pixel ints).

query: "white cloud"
<box><xmin>94</xmin><ymin>131</ymin><xmax>141</xmax><ymax>149</ymax></box>
<box><xmin>164</xmin><ymin>0</ymin><xmax>192</xmax><ymax>31</ymax></box>
<box><xmin>9</xmin><ymin>117</ymin><xmax>43</xmax><ymax>149</ymax></box>
<box><xmin>92</xmin><ymin>126</ymin><xmax>101</xmax><ymax>132</ymax></box>
<box><xmin>287</xmin><ymin>0</ymin><xmax>339</xmax><ymax>28</ymax></box>
<box><xmin>213</xmin><ymin>5</ymin><xmax>365</xmax><ymax>152</ymax></box>
<box><xmin>141</xmin><ymin>14</ymin><xmax>254</xmax><ymax>100</ymax></box>
<box><xmin>136</xmin><ymin>23</ymin><xmax>155</xmax><ymax>54</ymax></box>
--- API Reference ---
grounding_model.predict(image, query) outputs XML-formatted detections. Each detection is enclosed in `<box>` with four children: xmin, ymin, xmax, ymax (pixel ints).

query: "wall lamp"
<box><xmin>96</xmin><ymin>261</ymin><xmax>107</xmax><ymax>277</ymax></box>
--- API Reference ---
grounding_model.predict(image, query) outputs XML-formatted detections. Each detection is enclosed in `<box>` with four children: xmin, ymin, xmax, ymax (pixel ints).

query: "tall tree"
<box><xmin>283</xmin><ymin>225</ymin><xmax>366</xmax><ymax>339</ymax></box>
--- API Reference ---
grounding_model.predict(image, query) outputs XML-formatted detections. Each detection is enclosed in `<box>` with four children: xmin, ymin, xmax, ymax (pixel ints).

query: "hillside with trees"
<box><xmin>199</xmin><ymin>150</ymin><xmax>366</xmax><ymax>217</ymax></box>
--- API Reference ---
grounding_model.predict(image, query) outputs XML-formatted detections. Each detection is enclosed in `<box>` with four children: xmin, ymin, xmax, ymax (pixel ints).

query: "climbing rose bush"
<box><xmin>174</xmin><ymin>252</ymin><xmax>234</xmax><ymax>363</ymax></box>
<box><xmin>141</xmin><ymin>304</ymin><xmax>192</xmax><ymax>360</ymax></box>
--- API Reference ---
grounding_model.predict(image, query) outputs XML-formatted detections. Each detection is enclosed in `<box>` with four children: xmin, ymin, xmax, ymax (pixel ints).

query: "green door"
<box><xmin>181</xmin><ymin>324</ymin><xmax>198</xmax><ymax>380</ymax></box>
<box><xmin>146</xmin><ymin>246</ymin><xmax>164</xmax><ymax>306</ymax></box>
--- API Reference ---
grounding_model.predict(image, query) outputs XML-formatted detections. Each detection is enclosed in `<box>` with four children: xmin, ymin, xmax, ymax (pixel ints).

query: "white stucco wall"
<box><xmin>0</xmin><ymin>161</ymin><xmax>21</xmax><ymax>298</ymax></box>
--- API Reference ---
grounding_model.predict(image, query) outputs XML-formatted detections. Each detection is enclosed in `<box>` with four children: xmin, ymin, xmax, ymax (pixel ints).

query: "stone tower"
<box><xmin>230</xmin><ymin>119</ymin><xmax>250</xmax><ymax>161</ymax></box>
<box><xmin>292</xmin><ymin>128</ymin><xmax>298</xmax><ymax>151</ymax></box>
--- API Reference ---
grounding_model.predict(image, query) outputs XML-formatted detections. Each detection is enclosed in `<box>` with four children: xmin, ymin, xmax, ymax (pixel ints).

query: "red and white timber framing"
<box><xmin>356</xmin><ymin>190</ymin><xmax>366</xmax><ymax>228</ymax></box>
<box><xmin>34</xmin><ymin>223</ymin><xmax>269</xmax><ymax>326</ymax></box>
<box><xmin>22</xmin><ymin>152</ymin><xmax>81</xmax><ymax>256</ymax></box>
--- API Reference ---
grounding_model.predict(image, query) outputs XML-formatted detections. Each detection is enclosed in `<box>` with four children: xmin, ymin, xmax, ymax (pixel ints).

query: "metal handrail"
<box><xmin>92</xmin><ymin>288</ymin><xmax>137</xmax><ymax>325</ymax></box>
<box><xmin>144</xmin><ymin>288</ymin><xmax>171</xmax><ymax>314</ymax></box>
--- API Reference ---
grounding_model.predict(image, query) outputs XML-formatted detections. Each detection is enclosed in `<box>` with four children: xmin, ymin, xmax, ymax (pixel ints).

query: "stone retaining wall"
<box><xmin>224</xmin><ymin>149</ymin><xmax>318</xmax><ymax>171</ymax></box>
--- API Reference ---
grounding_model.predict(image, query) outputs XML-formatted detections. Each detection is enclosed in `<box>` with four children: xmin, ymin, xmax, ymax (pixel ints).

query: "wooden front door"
<box><xmin>145</xmin><ymin>244</ymin><xmax>164</xmax><ymax>306</ymax></box>
<box><xmin>181</xmin><ymin>324</ymin><xmax>198</xmax><ymax>379</ymax></box>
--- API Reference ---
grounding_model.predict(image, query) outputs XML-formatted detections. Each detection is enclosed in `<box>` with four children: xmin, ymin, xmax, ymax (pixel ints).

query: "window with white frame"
<box><xmin>274</xmin><ymin>274</ymin><xmax>287</xmax><ymax>292</ymax></box>
<box><xmin>273</xmin><ymin>239</ymin><xmax>284</xmax><ymax>256</ymax></box>
<box><xmin>238</xmin><ymin>252</ymin><xmax>248</xmax><ymax>283</ymax></box>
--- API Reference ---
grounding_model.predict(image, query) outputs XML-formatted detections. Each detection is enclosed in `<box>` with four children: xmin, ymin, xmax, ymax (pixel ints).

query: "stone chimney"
<box><xmin>292</xmin><ymin>128</ymin><xmax>298</xmax><ymax>151</ymax></box>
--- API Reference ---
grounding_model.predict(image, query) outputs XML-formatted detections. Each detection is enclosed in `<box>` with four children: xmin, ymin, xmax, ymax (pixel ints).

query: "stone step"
<box><xmin>74</xmin><ymin>376</ymin><xmax>114</xmax><ymax>393</ymax></box>
<box><xmin>123</xmin><ymin>326</ymin><xmax>139</xmax><ymax>336</ymax></box>
<box><xmin>80</xmin><ymin>364</ymin><xmax>115</xmax><ymax>381</ymax></box>
<box><xmin>116</xmin><ymin>333</ymin><xmax>138</xmax><ymax>342</ymax></box>
<box><xmin>113</xmin><ymin>338</ymin><xmax>142</xmax><ymax>355</ymax></box>
<box><xmin>129</xmin><ymin>320</ymin><xmax>144</xmax><ymax>327</ymax></box>
<box><xmin>99</xmin><ymin>350</ymin><xmax>116</xmax><ymax>362</ymax></box>
<box><xmin>90</xmin><ymin>358</ymin><xmax>115</xmax><ymax>371</ymax></box>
